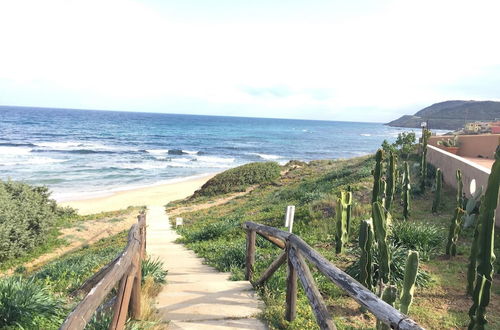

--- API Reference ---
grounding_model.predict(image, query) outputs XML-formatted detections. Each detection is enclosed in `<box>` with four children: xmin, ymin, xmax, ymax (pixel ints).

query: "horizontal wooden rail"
<box><xmin>60</xmin><ymin>213</ymin><xmax>146</xmax><ymax>330</ymax></box>
<box><xmin>243</xmin><ymin>221</ymin><xmax>424</xmax><ymax>330</ymax></box>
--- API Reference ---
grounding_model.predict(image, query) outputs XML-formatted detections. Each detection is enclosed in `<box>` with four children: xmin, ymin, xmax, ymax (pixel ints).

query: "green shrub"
<box><xmin>0</xmin><ymin>181</ymin><xmax>60</xmax><ymax>262</ymax></box>
<box><xmin>0</xmin><ymin>276</ymin><xmax>64</xmax><ymax>328</ymax></box>
<box><xmin>142</xmin><ymin>257</ymin><xmax>168</xmax><ymax>284</ymax></box>
<box><xmin>188</xmin><ymin>239</ymin><xmax>247</xmax><ymax>272</ymax></box>
<box><xmin>193</xmin><ymin>162</ymin><xmax>281</xmax><ymax>197</ymax></box>
<box><xmin>390</xmin><ymin>221</ymin><xmax>443</xmax><ymax>260</ymax></box>
<box><xmin>345</xmin><ymin>244</ymin><xmax>430</xmax><ymax>287</ymax></box>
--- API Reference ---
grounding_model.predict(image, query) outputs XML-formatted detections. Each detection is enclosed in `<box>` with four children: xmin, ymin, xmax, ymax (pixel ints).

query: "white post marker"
<box><xmin>176</xmin><ymin>217</ymin><xmax>183</xmax><ymax>227</ymax></box>
<box><xmin>285</xmin><ymin>205</ymin><xmax>295</xmax><ymax>233</ymax></box>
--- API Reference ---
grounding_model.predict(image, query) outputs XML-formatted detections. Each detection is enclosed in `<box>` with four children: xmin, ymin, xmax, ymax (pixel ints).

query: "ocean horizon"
<box><xmin>0</xmin><ymin>106</ymin><xmax>442</xmax><ymax>201</ymax></box>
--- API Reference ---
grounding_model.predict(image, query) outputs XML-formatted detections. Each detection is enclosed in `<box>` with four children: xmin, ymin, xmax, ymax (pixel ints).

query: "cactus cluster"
<box><xmin>463</xmin><ymin>186</ymin><xmax>483</xmax><ymax>229</ymax></box>
<box><xmin>468</xmin><ymin>146</ymin><xmax>500</xmax><ymax>329</ymax></box>
<box><xmin>377</xmin><ymin>285</ymin><xmax>398</xmax><ymax>330</ymax></box>
<box><xmin>346</xmin><ymin>185</ymin><xmax>353</xmax><ymax>235</ymax></box>
<box><xmin>335</xmin><ymin>190</ymin><xmax>352</xmax><ymax>253</ymax></box>
<box><xmin>359</xmin><ymin>219</ymin><xmax>374</xmax><ymax>290</ymax></box>
<box><xmin>402</xmin><ymin>162</ymin><xmax>411</xmax><ymax>220</ymax></box>
<box><xmin>432</xmin><ymin>168</ymin><xmax>442</xmax><ymax>213</ymax></box>
<box><xmin>372</xmin><ymin>149</ymin><xmax>384</xmax><ymax>205</ymax></box>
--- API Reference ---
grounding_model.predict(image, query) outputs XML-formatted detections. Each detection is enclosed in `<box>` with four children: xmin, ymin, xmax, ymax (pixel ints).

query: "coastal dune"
<box><xmin>60</xmin><ymin>174</ymin><xmax>214</xmax><ymax>215</ymax></box>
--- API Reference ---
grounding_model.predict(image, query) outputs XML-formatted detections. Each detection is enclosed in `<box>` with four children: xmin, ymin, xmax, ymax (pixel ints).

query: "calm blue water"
<box><xmin>0</xmin><ymin>107</ymin><xmax>431</xmax><ymax>201</ymax></box>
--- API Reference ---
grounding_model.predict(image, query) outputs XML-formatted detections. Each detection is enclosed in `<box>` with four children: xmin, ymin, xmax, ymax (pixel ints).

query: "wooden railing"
<box><xmin>60</xmin><ymin>213</ymin><xmax>147</xmax><ymax>330</ymax></box>
<box><xmin>243</xmin><ymin>221</ymin><xmax>424</xmax><ymax>330</ymax></box>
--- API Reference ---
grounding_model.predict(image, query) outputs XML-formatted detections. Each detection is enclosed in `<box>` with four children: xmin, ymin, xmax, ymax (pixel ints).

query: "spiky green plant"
<box><xmin>385</xmin><ymin>151</ymin><xmax>397</xmax><ymax>213</ymax></box>
<box><xmin>0</xmin><ymin>276</ymin><xmax>64</xmax><ymax>328</ymax></box>
<box><xmin>432</xmin><ymin>168</ymin><xmax>442</xmax><ymax>213</ymax></box>
<box><xmin>142</xmin><ymin>257</ymin><xmax>168</xmax><ymax>284</ymax></box>
<box><xmin>456</xmin><ymin>169</ymin><xmax>464</xmax><ymax>209</ymax></box>
<box><xmin>468</xmin><ymin>146</ymin><xmax>500</xmax><ymax>330</ymax></box>
<box><xmin>359</xmin><ymin>219</ymin><xmax>374</xmax><ymax>290</ymax></box>
<box><xmin>402</xmin><ymin>162</ymin><xmax>411</xmax><ymax>220</ymax></box>
<box><xmin>400</xmin><ymin>251</ymin><xmax>419</xmax><ymax>314</ymax></box>
<box><xmin>467</xmin><ymin>220</ymin><xmax>481</xmax><ymax>296</ymax></box>
<box><xmin>372</xmin><ymin>202</ymin><xmax>390</xmax><ymax>284</ymax></box>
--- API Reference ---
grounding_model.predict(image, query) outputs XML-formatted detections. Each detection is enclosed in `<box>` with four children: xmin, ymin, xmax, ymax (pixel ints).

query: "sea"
<box><xmin>0</xmin><ymin>107</ymin><xmax>443</xmax><ymax>201</ymax></box>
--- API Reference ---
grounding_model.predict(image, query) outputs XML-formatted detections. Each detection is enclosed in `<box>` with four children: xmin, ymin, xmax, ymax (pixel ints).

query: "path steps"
<box><xmin>146</xmin><ymin>205</ymin><xmax>267</xmax><ymax>329</ymax></box>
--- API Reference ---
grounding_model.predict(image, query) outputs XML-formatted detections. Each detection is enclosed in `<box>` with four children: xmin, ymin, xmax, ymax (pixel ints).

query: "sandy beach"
<box><xmin>60</xmin><ymin>174</ymin><xmax>214</xmax><ymax>215</ymax></box>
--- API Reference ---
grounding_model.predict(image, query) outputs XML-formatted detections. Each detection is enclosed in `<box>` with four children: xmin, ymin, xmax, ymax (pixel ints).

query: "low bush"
<box><xmin>0</xmin><ymin>181</ymin><xmax>59</xmax><ymax>261</ymax></box>
<box><xmin>193</xmin><ymin>162</ymin><xmax>281</xmax><ymax>197</ymax></box>
<box><xmin>188</xmin><ymin>239</ymin><xmax>247</xmax><ymax>272</ymax></box>
<box><xmin>0</xmin><ymin>276</ymin><xmax>64</xmax><ymax>328</ymax></box>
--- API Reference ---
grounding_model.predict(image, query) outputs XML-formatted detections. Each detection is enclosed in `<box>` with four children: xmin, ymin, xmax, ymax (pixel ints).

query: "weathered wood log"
<box><xmin>129</xmin><ymin>253</ymin><xmax>142</xmax><ymax>319</ymax></box>
<box><xmin>254</xmin><ymin>251</ymin><xmax>286</xmax><ymax>287</ymax></box>
<box><xmin>245</xmin><ymin>229</ymin><xmax>256</xmax><ymax>280</ymax></box>
<box><xmin>288</xmin><ymin>234</ymin><xmax>423</xmax><ymax>330</ymax></box>
<box><xmin>288</xmin><ymin>246</ymin><xmax>336</xmax><ymax>330</ymax></box>
<box><xmin>243</xmin><ymin>221</ymin><xmax>291</xmax><ymax>241</ymax></box>
<box><xmin>60</xmin><ymin>224</ymin><xmax>141</xmax><ymax>330</ymax></box>
<box><xmin>256</xmin><ymin>231</ymin><xmax>286</xmax><ymax>249</ymax></box>
<box><xmin>285</xmin><ymin>244</ymin><xmax>298</xmax><ymax>321</ymax></box>
<box><xmin>109</xmin><ymin>263</ymin><xmax>137</xmax><ymax>330</ymax></box>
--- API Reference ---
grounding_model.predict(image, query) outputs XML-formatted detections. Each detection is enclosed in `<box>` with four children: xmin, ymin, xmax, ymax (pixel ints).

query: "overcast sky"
<box><xmin>1</xmin><ymin>0</ymin><xmax>499</xmax><ymax>122</ymax></box>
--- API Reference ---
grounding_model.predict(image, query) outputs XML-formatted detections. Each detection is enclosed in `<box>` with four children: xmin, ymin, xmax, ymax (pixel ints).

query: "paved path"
<box><xmin>146</xmin><ymin>205</ymin><xmax>266</xmax><ymax>329</ymax></box>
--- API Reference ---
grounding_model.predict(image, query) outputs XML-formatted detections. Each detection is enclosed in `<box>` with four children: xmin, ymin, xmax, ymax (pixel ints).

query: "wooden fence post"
<box><xmin>109</xmin><ymin>263</ymin><xmax>137</xmax><ymax>330</ymax></box>
<box><xmin>245</xmin><ymin>229</ymin><xmax>256</xmax><ymax>280</ymax></box>
<box><xmin>129</xmin><ymin>253</ymin><xmax>142</xmax><ymax>319</ymax></box>
<box><xmin>285</xmin><ymin>241</ymin><xmax>297</xmax><ymax>321</ymax></box>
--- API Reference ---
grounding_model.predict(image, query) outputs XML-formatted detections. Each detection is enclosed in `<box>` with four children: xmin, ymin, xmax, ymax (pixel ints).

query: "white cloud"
<box><xmin>0</xmin><ymin>0</ymin><xmax>499</xmax><ymax>121</ymax></box>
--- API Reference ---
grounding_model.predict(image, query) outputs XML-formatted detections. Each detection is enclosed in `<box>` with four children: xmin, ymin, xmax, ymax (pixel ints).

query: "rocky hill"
<box><xmin>386</xmin><ymin>100</ymin><xmax>500</xmax><ymax>130</ymax></box>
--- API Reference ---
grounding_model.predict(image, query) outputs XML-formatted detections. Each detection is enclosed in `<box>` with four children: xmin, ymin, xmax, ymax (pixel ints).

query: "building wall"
<box><xmin>427</xmin><ymin>145</ymin><xmax>500</xmax><ymax>227</ymax></box>
<box><xmin>428</xmin><ymin>134</ymin><xmax>500</xmax><ymax>159</ymax></box>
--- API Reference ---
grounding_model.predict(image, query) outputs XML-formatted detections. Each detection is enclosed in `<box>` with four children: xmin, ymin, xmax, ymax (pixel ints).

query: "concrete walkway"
<box><xmin>146</xmin><ymin>205</ymin><xmax>266</xmax><ymax>330</ymax></box>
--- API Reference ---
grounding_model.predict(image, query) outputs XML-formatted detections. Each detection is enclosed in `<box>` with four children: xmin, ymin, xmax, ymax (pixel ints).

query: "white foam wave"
<box><xmin>250</xmin><ymin>153</ymin><xmax>281</xmax><ymax>160</ymax></box>
<box><xmin>0</xmin><ymin>146</ymin><xmax>32</xmax><ymax>155</ymax></box>
<box><xmin>0</xmin><ymin>157</ymin><xmax>66</xmax><ymax>166</ymax></box>
<box><xmin>35</xmin><ymin>141</ymin><xmax>122</xmax><ymax>151</ymax></box>
<box><xmin>146</xmin><ymin>149</ymin><xmax>169</xmax><ymax>154</ymax></box>
<box><xmin>184</xmin><ymin>150</ymin><xmax>198</xmax><ymax>155</ymax></box>
<box><xmin>196</xmin><ymin>156</ymin><xmax>235</xmax><ymax>164</ymax></box>
<box><xmin>360</xmin><ymin>133</ymin><xmax>371</xmax><ymax>137</ymax></box>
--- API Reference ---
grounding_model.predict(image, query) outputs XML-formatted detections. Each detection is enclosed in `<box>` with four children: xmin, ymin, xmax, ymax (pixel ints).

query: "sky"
<box><xmin>1</xmin><ymin>0</ymin><xmax>499</xmax><ymax>122</ymax></box>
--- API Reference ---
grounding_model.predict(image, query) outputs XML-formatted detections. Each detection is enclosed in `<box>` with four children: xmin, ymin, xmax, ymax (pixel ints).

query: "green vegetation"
<box><xmin>171</xmin><ymin>149</ymin><xmax>500</xmax><ymax>329</ymax></box>
<box><xmin>0</xmin><ymin>180</ymin><xmax>76</xmax><ymax>263</ymax></box>
<box><xmin>193</xmin><ymin>161</ymin><xmax>281</xmax><ymax>197</ymax></box>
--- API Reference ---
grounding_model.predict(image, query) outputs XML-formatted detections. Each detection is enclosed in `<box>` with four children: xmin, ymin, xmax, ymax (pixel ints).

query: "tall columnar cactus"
<box><xmin>467</xmin><ymin>220</ymin><xmax>481</xmax><ymax>296</ymax></box>
<box><xmin>456</xmin><ymin>169</ymin><xmax>464</xmax><ymax>209</ymax></box>
<box><xmin>446</xmin><ymin>207</ymin><xmax>466</xmax><ymax>256</ymax></box>
<box><xmin>432</xmin><ymin>168</ymin><xmax>443</xmax><ymax>213</ymax></box>
<box><xmin>359</xmin><ymin>219</ymin><xmax>374</xmax><ymax>291</ymax></box>
<box><xmin>372</xmin><ymin>149</ymin><xmax>384</xmax><ymax>204</ymax></box>
<box><xmin>468</xmin><ymin>146</ymin><xmax>500</xmax><ymax>330</ymax></box>
<box><xmin>402</xmin><ymin>162</ymin><xmax>411</xmax><ymax>221</ymax></box>
<box><xmin>400</xmin><ymin>250</ymin><xmax>419</xmax><ymax>314</ymax></box>
<box><xmin>346</xmin><ymin>185</ymin><xmax>353</xmax><ymax>235</ymax></box>
<box><xmin>384</xmin><ymin>151</ymin><xmax>396</xmax><ymax>213</ymax></box>
<box><xmin>372</xmin><ymin>202</ymin><xmax>390</xmax><ymax>283</ymax></box>
<box><xmin>420</xmin><ymin>129</ymin><xmax>431</xmax><ymax>193</ymax></box>
<box><xmin>376</xmin><ymin>285</ymin><xmax>398</xmax><ymax>330</ymax></box>
<box><xmin>335</xmin><ymin>191</ymin><xmax>351</xmax><ymax>253</ymax></box>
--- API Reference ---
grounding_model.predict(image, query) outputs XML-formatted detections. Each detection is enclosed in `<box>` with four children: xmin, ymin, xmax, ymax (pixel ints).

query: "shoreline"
<box><xmin>59</xmin><ymin>173</ymin><xmax>215</xmax><ymax>215</ymax></box>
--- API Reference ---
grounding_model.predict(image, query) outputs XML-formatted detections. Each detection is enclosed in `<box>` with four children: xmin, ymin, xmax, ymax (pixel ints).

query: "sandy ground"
<box><xmin>60</xmin><ymin>175</ymin><xmax>214</xmax><ymax>215</ymax></box>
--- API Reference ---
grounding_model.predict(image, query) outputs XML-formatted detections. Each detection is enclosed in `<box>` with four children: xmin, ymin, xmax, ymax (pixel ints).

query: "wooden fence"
<box><xmin>243</xmin><ymin>221</ymin><xmax>424</xmax><ymax>330</ymax></box>
<box><xmin>60</xmin><ymin>213</ymin><xmax>147</xmax><ymax>330</ymax></box>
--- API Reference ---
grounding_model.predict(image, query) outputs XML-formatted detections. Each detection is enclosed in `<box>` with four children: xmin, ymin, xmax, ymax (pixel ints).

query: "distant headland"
<box><xmin>386</xmin><ymin>100</ymin><xmax>500</xmax><ymax>130</ymax></box>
